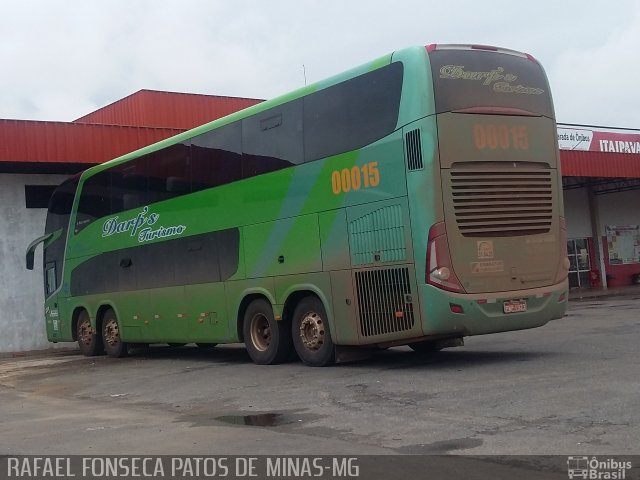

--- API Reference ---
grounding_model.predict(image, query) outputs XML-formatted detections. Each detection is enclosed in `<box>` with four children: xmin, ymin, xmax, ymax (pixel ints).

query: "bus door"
<box><xmin>134</xmin><ymin>246</ymin><xmax>189</xmax><ymax>343</ymax></box>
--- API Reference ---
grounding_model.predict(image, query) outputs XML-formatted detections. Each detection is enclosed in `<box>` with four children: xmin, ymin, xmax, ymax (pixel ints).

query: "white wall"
<box><xmin>0</xmin><ymin>173</ymin><xmax>74</xmax><ymax>353</ymax></box>
<box><xmin>563</xmin><ymin>186</ymin><xmax>640</xmax><ymax>243</ymax></box>
<box><xmin>563</xmin><ymin>187</ymin><xmax>593</xmax><ymax>239</ymax></box>
<box><xmin>597</xmin><ymin>190</ymin><xmax>640</xmax><ymax>234</ymax></box>
<box><xmin>563</xmin><ymin>187</ymin><xmax>640</xmax><ymax>239</ymax></box>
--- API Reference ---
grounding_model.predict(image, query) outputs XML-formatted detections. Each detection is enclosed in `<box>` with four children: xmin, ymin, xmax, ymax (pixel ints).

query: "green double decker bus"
<box><xmin>27</xmin><ymin>44</ymin><xmax>569</xmax><ymax>366</ymax></box>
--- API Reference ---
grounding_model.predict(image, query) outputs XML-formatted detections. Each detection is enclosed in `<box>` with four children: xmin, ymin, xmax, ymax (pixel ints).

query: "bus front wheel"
<box><xmin>101</xmin><ymin>308</ymin><xmax>128</xmax><ymax>358</ymax></box>
<box><xmin>292</xmin><ymin>296</ymin><xmax>335</xmax><ymax>367</ymax></box>
<box><xmin>243</xmin><ymin>299</ymin><xmax>291</xmax><ymax>365</ymax></box>
<box><xmin>77</xmin><ymin>310</ymin><xmax>103</xmax><ymax>356</ymax></box>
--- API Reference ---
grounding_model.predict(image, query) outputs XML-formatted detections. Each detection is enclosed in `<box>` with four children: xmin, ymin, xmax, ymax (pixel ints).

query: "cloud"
<box><xmin>0</xmin><ymin>0</ymin><xmax>638</xmax><ymax>130</ymax></box>
<box><xmin>547</xmin><ymin>4</ymin><xmax>640</xmax><ymax>128</ymax></box>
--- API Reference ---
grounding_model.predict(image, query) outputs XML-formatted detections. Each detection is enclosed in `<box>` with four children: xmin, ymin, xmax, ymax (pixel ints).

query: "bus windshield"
<box><xmin>43</xmin><ymin>178</ymin><xmax>77</xmax><ymax>297</ymax></box>
<box><xmin>429</xmin><ymin>47</ymin><xmax>554</xmax><ymax>117</ymax></box>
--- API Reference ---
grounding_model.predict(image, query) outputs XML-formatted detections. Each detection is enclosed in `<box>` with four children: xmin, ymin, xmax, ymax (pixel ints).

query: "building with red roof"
<box><xmin>1</xmin><ymin>90</ymin><xmax>262</xmax><ymax>353</ymax></box>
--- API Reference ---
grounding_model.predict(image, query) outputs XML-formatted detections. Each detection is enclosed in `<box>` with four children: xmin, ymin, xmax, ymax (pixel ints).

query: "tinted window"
<box><xmin>45</xmin><ymin>179</ymin><xmax>77</xmax><ymax>235</ymax></box>
<box><xmin>242</xmin><ymin>100</ymin><xmax>303</xmax><ymax>178</ymax></box>
<box><xmin>44</xmin><ymin>177</ymin><xmax>78</xmax><ymax>297</ymax></box>
<box><xmin>145</xmin><ymin>143</ymin><xmax>191</xmax><ymax>203</ymax></box>
<box><xmin>71</xmin><ymin>63</ymin><xmax>403</xmax><ymax>232</ymax></box>
<box><xmin>429</xmin><ymin>49</ymin><xmax>554</xmax><ymax>117</ymax></box>
<box><xmin>76</xmin><ymin>170</ymin><xmax>112</xmax><ymax>233</ymax></box>
<box><xmin>304</xmin><ymin>62</ymin><xmax>403</xmax><ymax>161</ymax></box>
<box><xmin>111</xmin><ymin>159</ymin><xmax>150</xmax><ymax>213</ymax></box>
<box><xmin>70</xmin><ymin>228</ymin><xmax>240</xmax><ymax>295</ymax></box>
<box><xmin>191</xmin><ymin>123</ymin><xmax>242</xmax><ymax>190</ymax></box>
<box><xmin>76</xmin><ymin>142</ymin><xmax>191</xmax><ymax>233</ymax></box>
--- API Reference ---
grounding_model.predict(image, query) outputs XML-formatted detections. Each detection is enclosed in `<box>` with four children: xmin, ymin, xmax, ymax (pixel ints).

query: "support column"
<box><xmin>587</xmin><ymin>185</ymin><xmax>607</xmax><ymax>289</ymax></box>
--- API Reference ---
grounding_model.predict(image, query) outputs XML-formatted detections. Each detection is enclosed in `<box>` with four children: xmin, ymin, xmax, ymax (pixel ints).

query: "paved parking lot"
<box><xmin>0</xmin><ymin>295</ymin><xmax>638</xmax><ymax>457</ymax></box>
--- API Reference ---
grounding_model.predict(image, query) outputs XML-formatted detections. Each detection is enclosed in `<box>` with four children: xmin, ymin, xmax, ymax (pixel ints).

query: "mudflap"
<box><xmin>334</xmin><ymin>345</ymin><xmax>373</xmax><ymax>364</ymax></box>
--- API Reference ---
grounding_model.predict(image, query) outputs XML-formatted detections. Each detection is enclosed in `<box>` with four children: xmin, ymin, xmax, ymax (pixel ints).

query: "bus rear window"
<box><xmin>429</xmin><ymin>49</ymin><xmax>554</xmax><ymax>118</ymax></box>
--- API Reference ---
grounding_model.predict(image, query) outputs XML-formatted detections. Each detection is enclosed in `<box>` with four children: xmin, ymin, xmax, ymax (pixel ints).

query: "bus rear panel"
<box><xmin>414</xmin><ymin>45</ymin><xmax>568</xmax><ymax>339</ymax></box>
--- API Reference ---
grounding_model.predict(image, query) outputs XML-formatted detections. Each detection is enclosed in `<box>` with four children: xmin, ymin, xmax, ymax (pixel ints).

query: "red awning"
<box><xmin>560</xmin><ymin>150</ymin><xmax>640</xmax><ymax>178</ymax></box>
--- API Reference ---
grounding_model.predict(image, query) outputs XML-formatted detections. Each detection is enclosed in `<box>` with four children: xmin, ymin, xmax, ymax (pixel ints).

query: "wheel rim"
<box><xmin>250</xmin><ymin>313</ymin><xmax>271</xmax><ymax>352</ymax></box>
<box><xmin>78</xmin><ymin>319</ymin><xmax>93</xmax><ymax>346</ymax></box>
<box><xmin>104</xmin><ymin>318</ymin><xmax>120</xmax><ymax>347</ymax></box>
<box><xmin>298</xmin><ymin>311</ymin><xmax>325</xmax><ymax>351</ymax></box>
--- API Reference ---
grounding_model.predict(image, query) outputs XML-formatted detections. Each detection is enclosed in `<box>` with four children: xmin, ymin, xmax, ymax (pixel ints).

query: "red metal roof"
<box><xmin>560</xmin><ymin>150</ymin><xmax>640</xmax><ymax>178</ymax></box>
<box><xmin>74</xmin><ymin>89</ymin><xmax>263</xmax><ymax>129</ymax></box>
<box><xmin>2</xmin><ymin>89</ymin><xmax>639</xmax><ymax>177</ymax></box>
<box><xmin>0</xmin><ymin>119</ymin><xmax>182</xmax><ymax>164</ymax></box>
<box><xmin>3</xmin><ymin>118</ymin><xmax>640</xmax><ymax>175</ymax></box>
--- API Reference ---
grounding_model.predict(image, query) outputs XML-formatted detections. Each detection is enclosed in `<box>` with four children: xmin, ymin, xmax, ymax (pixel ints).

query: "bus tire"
<box><xmin>77</xmin><ymin>310</ymin><xmax>103</xmax><ymax>356</ymax></box>
<box><xmin>292</xmin><ymin>296</ymin><xmax>335</xmax><ymax>367</ymax></box>
<box><xmin>243</xmin><ymin>299</ymin><xmax>291</xmax><ymax>365</ymax></box>
<box><xmin>101</xmin><ymin>308</ymin><xmax>128</xmax><ymax>358</ymax></box>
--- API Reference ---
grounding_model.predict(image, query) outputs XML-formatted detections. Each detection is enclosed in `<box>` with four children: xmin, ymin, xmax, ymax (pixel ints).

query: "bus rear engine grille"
<box><xmin>450</xmin><ymin>168</ymin><xmax>553</xmax><ymax>237</ymax></box>
<box><xmin>355</xmin><ymin>267</ymin><xmax>415</xmax><ymax>337</ymax></box>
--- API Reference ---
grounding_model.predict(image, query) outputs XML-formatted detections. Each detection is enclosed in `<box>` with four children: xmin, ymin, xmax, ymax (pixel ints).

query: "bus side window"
<box><xmin>303</xmin><ymin>62</ymin><xmax>403</xmax><ymax>162</ymax></box>
<box><xmin>190</xmin><ymin>123</ymin><xmax>242</xmax><ymax>191</ymax></box>
<box><xmin>112</xmin><ymin>160</ymin><xmax>149</xmax><ymax>212</ymax></box>
<box><xmin>146</xmin><ymin>143</ymin><xmax>191</xmax><ymax>203</ymax></box>
<box><xmin>241</xmin><ymin>99</ymin><xmax>303</xmax><ymax>178</ymax></box>
<box><xmin>76</xmin><ymin>171</ymin><xmax>112</xmax><ymax>233</ymax></box>
<box><xmin>45</xmin><ymin>262</ymin><xmax>57</xmax><ymax>295</ymax></box>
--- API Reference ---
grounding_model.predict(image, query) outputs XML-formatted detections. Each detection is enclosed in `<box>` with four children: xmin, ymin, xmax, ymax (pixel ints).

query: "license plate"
<box><xmin>503</xmin><ymin>300</ymin><xmax>527</xmax><ymax>314</ymax></box>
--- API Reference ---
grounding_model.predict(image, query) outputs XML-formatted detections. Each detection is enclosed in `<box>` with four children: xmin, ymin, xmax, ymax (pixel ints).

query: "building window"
<box><xmin>568</xmin><ymin>238</ymin><xmax>591</xmax><ymax>288</ymax></box>
<box><xmin>25</xmin><ymin>185</ymin><xmax>57</xmax><ymax>208</ymax></box>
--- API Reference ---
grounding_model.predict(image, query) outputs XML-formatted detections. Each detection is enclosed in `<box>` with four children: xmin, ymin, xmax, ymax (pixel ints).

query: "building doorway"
<box><xmin>568</xmin><ymin>238</ymin><xmax>592</xmax><ymax>288</ymax></box>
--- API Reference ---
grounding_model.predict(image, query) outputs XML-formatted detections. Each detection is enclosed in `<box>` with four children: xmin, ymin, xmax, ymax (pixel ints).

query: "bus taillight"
<box><xmin>426</xmin><ymin>222</ymin><xmax>466</xmax><ymax>293</ymax></box>
<box><xmin>556</xmin><ymin>216</ymin><xmax>570</xmax><ymax>283</ymax></box>
<box><xmin>559</xmin><ymin>216</ymin><xmax>568</xmax><ymax>256</ymax></box>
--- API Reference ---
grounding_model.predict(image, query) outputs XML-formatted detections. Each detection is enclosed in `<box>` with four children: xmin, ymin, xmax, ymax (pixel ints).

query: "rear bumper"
<box><xmin>418</xmin><ymin>279</ymin><xmax>568</xmax><ymax>337</ymax></box>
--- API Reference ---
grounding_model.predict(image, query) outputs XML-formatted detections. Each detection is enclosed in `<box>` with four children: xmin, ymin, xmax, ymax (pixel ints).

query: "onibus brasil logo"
<box><xmin>567</xmin><ymin>456</ymin><xmax>632</xmax><ymax>479</ymax></box>
<box><xmin>102</xmin><ymin>206</ymin><xmax>186</xmax><ymax>243</ymax></box>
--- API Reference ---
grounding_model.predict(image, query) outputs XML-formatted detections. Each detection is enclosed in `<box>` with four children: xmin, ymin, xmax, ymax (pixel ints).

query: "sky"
<box><xmin>1</xmin><ymin>0</ymin><xmax>639</xmax><ymax>129</ymax></box>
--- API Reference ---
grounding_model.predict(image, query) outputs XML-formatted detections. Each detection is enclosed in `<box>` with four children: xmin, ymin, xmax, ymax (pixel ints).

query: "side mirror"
<box><xmin>25</xmin><ymin>233</ymin><xmax>53</xmax><ymax>270</ymax></box>
<box><xmin>26</xmin><ymin>250</ymin><xmax>35</xmax><ymax>270</ymax></box>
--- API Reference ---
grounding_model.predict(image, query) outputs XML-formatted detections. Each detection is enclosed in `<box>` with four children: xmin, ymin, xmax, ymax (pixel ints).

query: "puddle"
<box><xmin>215</xmin><ymin>413</ymin><xmax>292</xmax><ymax>427</ymax></box>
<box><xmin>179</xmin><ymin>409</ymin><xmax>320</xmax><ymax>429</ymax></box>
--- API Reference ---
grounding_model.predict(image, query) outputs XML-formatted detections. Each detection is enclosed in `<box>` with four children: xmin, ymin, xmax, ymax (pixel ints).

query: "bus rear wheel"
<box><xmin>243</xmin><ymin>299</ymin><xmax>291</xmax><ymax>365</ymax></box>
<box><xmin>101</xmin><ymin>308</ymin><xmax>128</xmax><ymax>358</ymax></box>
<box><xmin>292</xmin><ymin>296</ymin><xmax>335</xmax><ymax>367</ymax></box>
<box><xmin>77</xmin><ymin>310</ymin><xmax>103</xmax><ymax>356</ymax></box>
